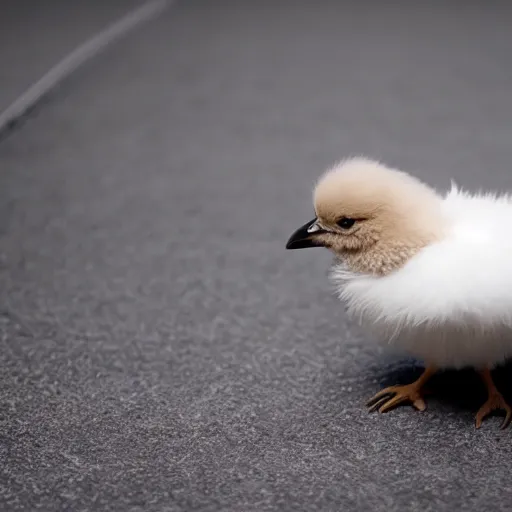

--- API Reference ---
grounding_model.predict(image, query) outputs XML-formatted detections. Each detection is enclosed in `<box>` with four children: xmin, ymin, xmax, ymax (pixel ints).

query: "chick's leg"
<box><xmin>366</xmin><ymin>365</ymin><xmax>436</xmax><ymax>414</ymax></box>
<box><xmin>475</xmin><ymin>368</ymin><xmax>512</xmax><ymax>429</ymax></box>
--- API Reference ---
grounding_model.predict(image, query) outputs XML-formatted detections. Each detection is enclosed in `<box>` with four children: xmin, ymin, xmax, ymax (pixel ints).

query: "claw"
<box><xmin>366</xmin><ymin>387</ymin><xmax>397</xmax><ymax>408</ymax></box>
<box><xmin>501</xmin><ymin>414</ymin><xmax>512</xmax><ymax>430</ymax></box>
<box><xmin>368</xmin><ymin>395</ymin><xmax>393</xmax><ymax>413</ymax></box>
<box><xmin>378</xmin><ymin>393</ymin><xmax>409</xmax><ymax>413</ymax></box>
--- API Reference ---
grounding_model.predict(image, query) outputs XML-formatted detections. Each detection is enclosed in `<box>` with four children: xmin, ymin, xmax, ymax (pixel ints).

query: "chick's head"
<box><xmin>286</xmin><ymin>158</ymin><xmax>445</xmax><ymax>275</ymax></box>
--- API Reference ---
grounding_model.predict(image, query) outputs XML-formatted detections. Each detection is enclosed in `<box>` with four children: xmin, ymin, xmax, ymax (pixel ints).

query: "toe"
<box><xmin>475</xmin><ymin>412</ymin><xmax>485</xmax><ymax>429</ymax></box>
<box><xmin>378</xmin><ymin>394</ymin><xmax>408</xmax><ymax>413</ymax></box>
<box><xmin>500</xmin><ymin>406</ymin><xmax>512</xmax><ymax>430</ymax></box>
<box><xmin>475</xmin><ymin>404</ymin><xmax>491</xmax><ymax>429</ymax></box>
<box><xmin>366</xmin><ymin>387</ymin><xmax>398</xmax><ymax>408</ymax></box>
<box><xmin>368</xmin><ymin>395</ymin><xmax>394</xmax><ymax>413</ymax></box>
<box><xmin>412</xmin><ymin>398</ymin><xmax>427</xmax><ymax>412</ymax></box>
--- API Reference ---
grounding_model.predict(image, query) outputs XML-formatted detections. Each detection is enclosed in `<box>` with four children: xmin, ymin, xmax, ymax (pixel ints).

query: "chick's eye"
<box><xmin>336</xmin><ymin>217</ymin><xmax>356</xmax><ymax>229</ymax></box>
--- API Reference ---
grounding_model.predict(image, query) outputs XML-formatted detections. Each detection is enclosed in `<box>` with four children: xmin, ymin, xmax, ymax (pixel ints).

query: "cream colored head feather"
<box><xmin>287</xmin><ymin>157</ymin><xmax>446</xmax><ymax>275</ymax></box>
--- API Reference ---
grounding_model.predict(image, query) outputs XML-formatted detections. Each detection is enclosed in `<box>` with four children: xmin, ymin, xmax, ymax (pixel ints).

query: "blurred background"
<box><xmin>1</xmin><ymin>1</ymin><xmax>512</xmax><ymax>511</ymax></box>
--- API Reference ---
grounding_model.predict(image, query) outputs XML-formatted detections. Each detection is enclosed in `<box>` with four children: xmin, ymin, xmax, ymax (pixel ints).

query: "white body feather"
<box><xmin>331</xmin><ymin>184</ymin><xmax>512</xmax><ymax>369</ymax></box>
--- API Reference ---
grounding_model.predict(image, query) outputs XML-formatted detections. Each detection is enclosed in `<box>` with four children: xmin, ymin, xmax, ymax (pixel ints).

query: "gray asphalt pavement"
<box><xmin>2</xmin><ymin>1</ymin><xmax>512</xmax><ymax>511</ymax></box>
<box><xmin>0</xmin><ymin>0</ymin><xmax>144</xmax><ymax>113</ymax></box>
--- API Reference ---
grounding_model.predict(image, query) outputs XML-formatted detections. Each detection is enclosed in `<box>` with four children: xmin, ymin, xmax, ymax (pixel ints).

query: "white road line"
<box><xmin>0</xmin><ymin>0</ymin><xmax>173</xmax><ymax>132</ymax></box>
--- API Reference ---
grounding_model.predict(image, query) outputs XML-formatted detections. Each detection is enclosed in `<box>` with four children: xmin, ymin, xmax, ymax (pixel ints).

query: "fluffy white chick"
<box><xmin>286</xmin><ymin>156</ymin><xmax>512</xmax><ymax>429</ymax></box>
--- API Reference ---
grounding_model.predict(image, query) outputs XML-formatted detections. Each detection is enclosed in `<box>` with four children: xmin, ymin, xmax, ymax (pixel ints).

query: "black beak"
<box><xmin>286</xmin><ymin>218</ymin><xmax>326</xmax><ymax>250</ymax></box>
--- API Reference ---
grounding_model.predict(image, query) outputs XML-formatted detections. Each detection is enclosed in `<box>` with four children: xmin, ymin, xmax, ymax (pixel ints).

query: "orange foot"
<box><xmin>366</xmin><ymin>366</ymin><xmax>436</xmax><ymax>414</ymax></box>
<box><xmin>475</xmin><ymin>369</ymin><xmax>512</xmax><ymax>429</ymax></box>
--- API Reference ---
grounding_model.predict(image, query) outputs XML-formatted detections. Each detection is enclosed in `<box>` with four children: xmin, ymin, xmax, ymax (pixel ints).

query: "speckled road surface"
<box><xmin>2</xmin><ymin>1</ymin><xmax>512</xmax><ymax>510</ymax></box>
